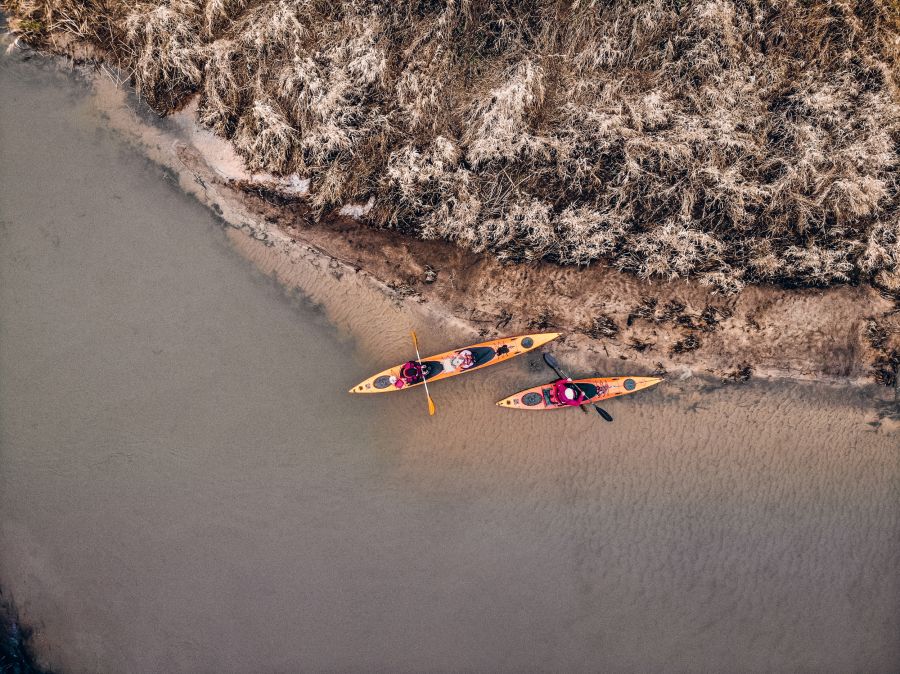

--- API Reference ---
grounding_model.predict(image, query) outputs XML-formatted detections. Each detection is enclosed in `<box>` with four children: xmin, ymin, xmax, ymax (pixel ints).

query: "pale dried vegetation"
<box><xmin>6</xmin><ymin>0</ymin><xmax>900</xmax><ymax>292</ymax></box>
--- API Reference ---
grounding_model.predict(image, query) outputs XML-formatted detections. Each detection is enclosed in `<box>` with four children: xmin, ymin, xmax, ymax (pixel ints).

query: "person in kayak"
<box><xmin>551</xmin><ymin>379</ymin><xmax>588</xmax><ymax>406</ymax></box>
<box><xmin>392</xmin><ymin>360</ymin><xmax>425</xmax><ymax>388</ymax></box>
<box><xmin>446</xmin><ymin>348</ymin><xmax>475</xmax><ymax>371</ymax></box>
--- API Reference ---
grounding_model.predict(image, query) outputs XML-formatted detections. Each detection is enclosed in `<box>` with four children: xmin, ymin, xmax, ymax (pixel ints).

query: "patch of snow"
<box><xmin>339</xmin><ymin>196</ymin><xmax>374</xmax><ymax>218</ymax></box>
<box><xmin>252</xmin><ymin>173</ymin><xmax>309</xmax><ymax>195</ymax></box>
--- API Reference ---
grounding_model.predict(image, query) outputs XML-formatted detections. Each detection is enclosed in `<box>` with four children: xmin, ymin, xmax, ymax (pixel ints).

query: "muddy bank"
<box><xmin>29</xmin><ymin>41</ymin><xmax>894</xmax><ymax>392</ymax></box>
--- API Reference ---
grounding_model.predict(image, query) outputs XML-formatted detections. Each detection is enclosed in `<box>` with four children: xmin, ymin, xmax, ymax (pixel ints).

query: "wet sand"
<box><xmin>1</xmin><ymin>36</ymin><xmax>899</xmax><ymax>673</ymax></box>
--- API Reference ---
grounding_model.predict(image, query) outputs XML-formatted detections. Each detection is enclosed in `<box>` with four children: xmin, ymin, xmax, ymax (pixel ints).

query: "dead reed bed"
<box><xmin>5</xmin><ymin>0</ymin><xmax>900</xmax><ymax>293</ymax></box>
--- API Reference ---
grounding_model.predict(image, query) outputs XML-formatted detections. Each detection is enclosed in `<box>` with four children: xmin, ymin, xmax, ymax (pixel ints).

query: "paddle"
<box><xmin>411</xmin><ymin>331</ymin><xmax>436</xmax><ymax>416</ymax></box>
<box><xmin>542</xmin><ymin>353</ymin><xmax>613</xmax><ymax>422</ymax></box>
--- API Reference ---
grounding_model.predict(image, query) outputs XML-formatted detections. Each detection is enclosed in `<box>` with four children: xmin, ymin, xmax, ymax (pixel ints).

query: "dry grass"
<box><xmin>586</xmin><ymin>314</ymin><xmax>620</xmax><ymax>339</ymax></box>
<box><xmin>6</xmin><ymin>0</ymin><xmax>900</xmax><ymax>292</ymax></box>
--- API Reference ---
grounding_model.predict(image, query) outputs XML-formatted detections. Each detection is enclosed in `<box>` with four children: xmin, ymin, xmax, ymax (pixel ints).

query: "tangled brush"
<box><xmin>6</xmin><ymin>0</ymin><xmax>900</xmax><ymax>293</ymax></box>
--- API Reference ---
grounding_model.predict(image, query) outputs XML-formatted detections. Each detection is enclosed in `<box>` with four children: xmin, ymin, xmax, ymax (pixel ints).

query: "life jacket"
<box><xmin>399</xmin><ymin>361</ymin><xmax>424</xmax><ymax>385</ymax></box>
<box><xmin>551</xmin><ymin>379</ymin><xmax>586</xmax><ymax>406</ymax></box>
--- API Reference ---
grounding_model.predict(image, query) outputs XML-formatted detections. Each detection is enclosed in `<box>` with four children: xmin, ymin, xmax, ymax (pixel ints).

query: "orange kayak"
<box><xmin>497</xmin><ymin>376</ymin><xmax>662</xmax><ymax>409</ymax></box>
<box><xmin>349</xmin><ymin>333</ymin><xmax>560</xmax><ymax>393</ymax></box>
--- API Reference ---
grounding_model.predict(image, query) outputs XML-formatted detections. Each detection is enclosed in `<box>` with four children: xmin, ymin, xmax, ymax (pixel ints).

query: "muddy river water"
<box><xmin>1</xmin><ymin>40</ymin><xmax>898</xmax><ymax>673</ymax></box>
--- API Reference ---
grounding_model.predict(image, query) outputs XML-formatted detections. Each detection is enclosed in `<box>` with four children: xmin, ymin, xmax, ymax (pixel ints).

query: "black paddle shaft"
<box><xmin>542</xmin><ymin>353</ymin><xmax>613</xmax><ymax>422</ymax></box>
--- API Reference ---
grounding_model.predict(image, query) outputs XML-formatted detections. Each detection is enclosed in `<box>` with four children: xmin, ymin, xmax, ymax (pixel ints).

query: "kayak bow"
<box><xmin>497</xmin><ymin>376</ymin><xmax>661</xmax><ymax>409</ymax></box>
<box><xmin>349</xmin><ymin>332</ymin><xmax>560</xmax><ymax>393</ymax></box>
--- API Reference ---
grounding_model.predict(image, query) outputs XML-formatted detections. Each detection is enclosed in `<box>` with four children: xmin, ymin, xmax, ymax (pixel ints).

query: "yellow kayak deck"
<box><xmin>349</xmin><ymin>332</ymin><xmax>560</xmax><ymax>393</ymax></box>
<box><xmin>497</xmin><ymin>376</ymin><xmax>662</xmax><ymax>409</ymax></box>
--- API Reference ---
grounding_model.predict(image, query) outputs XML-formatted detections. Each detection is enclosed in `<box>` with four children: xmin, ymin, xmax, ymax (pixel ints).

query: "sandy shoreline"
<box><xmin>9</xmin><ymin>35</ymin><xmax>900</xmax><ymax>397</ymax></box>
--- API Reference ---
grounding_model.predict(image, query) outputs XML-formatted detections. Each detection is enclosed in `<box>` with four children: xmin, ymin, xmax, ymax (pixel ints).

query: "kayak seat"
<box><xmin>422</xmin><ymin>361</ymin><xmax>443</xmax><ymax>378</ymax></box>
<box><xmin>468</xmin><ymin>346</ymin><xmax>496</xmax><ymax>368</ymax></box>
<box><xmin>574</xmin><ymin>383</ymin><xmax>598</xmax><ymax>399</ymax></box>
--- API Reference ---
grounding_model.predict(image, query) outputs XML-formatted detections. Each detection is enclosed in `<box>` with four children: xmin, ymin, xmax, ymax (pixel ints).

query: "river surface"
<box><xmin>1</xmin><ymin>37</ymin><xmax>899</xmax><ymax>673</ymax></box>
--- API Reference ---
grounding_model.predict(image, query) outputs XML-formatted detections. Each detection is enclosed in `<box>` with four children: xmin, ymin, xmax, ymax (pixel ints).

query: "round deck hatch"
<box><xmin>522</xmin><ymin>392</ymin><xmax>542</xmax><ymax>406</ymax></box>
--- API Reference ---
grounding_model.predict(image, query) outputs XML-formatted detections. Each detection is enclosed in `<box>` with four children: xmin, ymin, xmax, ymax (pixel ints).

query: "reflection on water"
<box><xmin>1</xmin><ymin>40</ymin><xmax>898</xmax><ymax>673</ymax></box>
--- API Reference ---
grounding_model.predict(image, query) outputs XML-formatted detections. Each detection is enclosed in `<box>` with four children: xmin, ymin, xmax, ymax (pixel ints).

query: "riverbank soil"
<box><xmin>1</xmin><ymin>3</ymin><xmax>899</xmax><ymax>391</ymax></box>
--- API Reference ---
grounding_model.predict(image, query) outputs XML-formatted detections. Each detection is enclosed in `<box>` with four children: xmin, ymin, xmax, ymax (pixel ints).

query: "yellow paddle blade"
<box><xmin>410</xmin><ymin>329</ymin><xmax>435</xmax><ymax>417</ymax></box>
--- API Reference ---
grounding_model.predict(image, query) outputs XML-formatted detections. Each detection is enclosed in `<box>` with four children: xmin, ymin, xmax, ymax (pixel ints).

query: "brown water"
<box><xmin>1</xmin><ymin>38</ymin><xmax>899</xmax><ymax>673</ymax></box>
